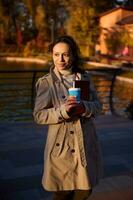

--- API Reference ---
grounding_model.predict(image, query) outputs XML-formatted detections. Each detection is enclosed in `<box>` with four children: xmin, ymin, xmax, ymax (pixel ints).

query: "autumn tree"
<box><xmin>0</xmin><ymin>1</ymin><xmax>5</xmax><ymax>47</ymax></box>
<box><xmin>0</xmin><ymin>0</ymin><xmax>115</xmax><ymax>56</ymax></box>
<box><xmin>106</xmin><ymin>27</ymin><xmax>133</xmax><ymax>55</ymax></box>
<box><xmin>34</xmin><ymin>3</ymin><xmax>48</xmax><ymax>49</ymax></box>
<box><xmin>63</xmin><ymin>0</ymin><xmax>113</xmax><ymax>56</ymax></box>
<box><xmin>0</xmin><ymin>0</ymin><xmax>15</xmax><ymax>45</ymax></box>
<box><xmin>64</xmin><ymin>1</ymin><xmax>98</xmax><ymax>56</ymax></box>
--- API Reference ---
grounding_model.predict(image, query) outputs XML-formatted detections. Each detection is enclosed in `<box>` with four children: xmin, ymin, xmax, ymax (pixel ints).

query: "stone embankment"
<box><xmin>0</xmin><ymin>56</ymin><xmax>48</xmax><ymax>64</ymax></box>
<box><xmin>87</xmin><ymin>61</ymin><xmax>133</xmax><ymax>83</ymax></box>
<box><xmin>116</xmin><ymin>76</ymin><xmax>133</xmax><ymax>84</ymax></box>
<box><xmin>1</xmin><ymin>57</ymin><xmax>133</xmax><ymax>83</ymax></box>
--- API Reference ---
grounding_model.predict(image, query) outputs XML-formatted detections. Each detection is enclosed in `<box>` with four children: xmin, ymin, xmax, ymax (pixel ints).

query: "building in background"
<box><xmin>99</xmin><ymin>6</ymin><xmax>133</xmax><ymax>57</ymax></box>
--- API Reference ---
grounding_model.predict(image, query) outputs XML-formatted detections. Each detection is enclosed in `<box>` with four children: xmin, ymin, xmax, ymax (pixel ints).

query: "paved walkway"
<box><xmin>0</xmin><ymin>115</ymin><xmax>133</xmax><ymax>200</ymax></box>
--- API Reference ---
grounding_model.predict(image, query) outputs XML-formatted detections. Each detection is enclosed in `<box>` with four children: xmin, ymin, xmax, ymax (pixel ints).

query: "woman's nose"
<box><xmin>59</xmin><ymin>55</ymin><xmax>64</xmax><ymax>61</ymax></box>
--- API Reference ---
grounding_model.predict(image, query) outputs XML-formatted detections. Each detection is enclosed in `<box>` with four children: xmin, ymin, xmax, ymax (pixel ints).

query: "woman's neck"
<box><xmin>56</xmin><ymin>67</ymin><xmax>73</xmax><ymax>76</ymax></box>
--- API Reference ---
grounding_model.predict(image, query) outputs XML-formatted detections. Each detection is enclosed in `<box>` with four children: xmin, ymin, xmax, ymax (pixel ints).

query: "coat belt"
<box><xmin>75</xmin><ymin>120</ymin><xmax>87</xmax><ymax>167</ymax></box>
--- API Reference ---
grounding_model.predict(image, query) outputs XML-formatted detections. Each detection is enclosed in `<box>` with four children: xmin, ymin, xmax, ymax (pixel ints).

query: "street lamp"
<box><xmin>49</xmin><ymin>18</ymin><xmax>55</xmax><ymax>42</ymax></box>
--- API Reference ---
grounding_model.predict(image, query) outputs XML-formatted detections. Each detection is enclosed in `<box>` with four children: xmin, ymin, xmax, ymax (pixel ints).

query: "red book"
<box><xmin>75</xmin><ymin>80</ymin><xmax>90</xmax><ymax>101</ymax></box>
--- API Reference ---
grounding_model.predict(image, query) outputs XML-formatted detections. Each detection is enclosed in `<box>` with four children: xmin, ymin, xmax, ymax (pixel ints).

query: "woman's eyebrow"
<box><xmin>53</xmin><ymin>51</ymin><xmax>70</xmax><ymax>53</ymax></box>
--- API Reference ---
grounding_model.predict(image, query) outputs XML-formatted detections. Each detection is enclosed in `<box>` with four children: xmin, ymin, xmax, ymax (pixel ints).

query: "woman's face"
<box><xmin>52</xmin><ymin>42</ymin><xmax>73</xmax><ymax>71</ymax></box>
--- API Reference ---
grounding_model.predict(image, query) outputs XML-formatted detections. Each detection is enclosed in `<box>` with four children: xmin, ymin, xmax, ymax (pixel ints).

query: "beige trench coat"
<box><xmin>33</xmin><ymin>67</ymin><xmax>103</xmax><ymax>191</ymax></box>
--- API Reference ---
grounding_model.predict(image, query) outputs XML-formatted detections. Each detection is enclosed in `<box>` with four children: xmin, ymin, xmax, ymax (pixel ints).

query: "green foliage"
<box><xmin>105</xmin><ymin>27</ymin><xmax>133</xmax><ymax>54</ymax></box>
<box><xmin>105</xmin><ymin>29</ymin><xmax>121</xmax><ymax>54</ymax></box>
<box><xmin>120</xmin><ymin>28</ymin><xmax>133</xmax><ymax>46</ymax></box>
<box><xmin>35</xmin><ymin>4</ymin><xmax>47</xmax><ymax>35</ymax></box>
<box><xmin>65</xmin><ymin>0</ymin><xmax>101</xmax><ymax>56</ymax></box>
<box><xmin>0</xmin><ymin>0</ymin><xmax>115</xmax><ymax>56</ymax></box>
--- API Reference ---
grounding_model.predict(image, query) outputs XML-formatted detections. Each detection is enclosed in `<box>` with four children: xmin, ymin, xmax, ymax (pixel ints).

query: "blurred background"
<box><xmin>0</xmin><ymin>0</ymin><xmax>133</xmax><ymax>58</ymax></box>
<box><xmin>0</xmin><ymin>1</ymin><xmax>133</xmax><ymax>200</ymax></box>
<box><xmin>0</xmin><ymin>0</ymin><xmax>133</xmax><ymax>121</ymax></box>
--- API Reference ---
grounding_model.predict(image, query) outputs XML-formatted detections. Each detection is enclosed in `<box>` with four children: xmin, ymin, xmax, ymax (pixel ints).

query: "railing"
<box><xmin>0</xmin><ymin>67</ymin><xmax>125</xmax><ymax>121</ymax></box>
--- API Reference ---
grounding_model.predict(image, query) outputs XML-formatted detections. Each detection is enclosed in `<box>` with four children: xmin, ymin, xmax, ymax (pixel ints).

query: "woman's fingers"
<box><xmin>65</xmin><ymin>96</ymin><xmax>82</xmax><ymax>114</ymax></box>
<box><xmin>65</xmin><ymin>100</ymin><xmax>85</xmax><ymax>116</ymax></box>
<box><xmin>67</xmin><ymin>96</ymin><xmax>76</xmax><ymax>100</ymax></box>
<box><xmin>66</xmin><ymin>96</ymin><xmax>77</xmax><ymax>104</ymax></box>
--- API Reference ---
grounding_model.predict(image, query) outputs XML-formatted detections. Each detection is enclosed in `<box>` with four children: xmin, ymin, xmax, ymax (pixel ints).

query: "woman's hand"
<box><xmin>65</xmin><ymin>96</ymin><xmax>85</xmax><ymax>117</ymax></box>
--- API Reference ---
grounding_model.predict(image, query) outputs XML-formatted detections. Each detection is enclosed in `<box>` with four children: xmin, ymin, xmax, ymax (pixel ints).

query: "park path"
<box><xmin>0</xmin><ymin>114</ymin><xmax>133</xmax><ymax>200</ymax></box>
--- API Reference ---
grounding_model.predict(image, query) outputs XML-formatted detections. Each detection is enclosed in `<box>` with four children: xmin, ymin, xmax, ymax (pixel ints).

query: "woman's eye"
<box><xmin>54</xmin><ymin>53</ymin><xmax>70</xmax><ymax>57</ymax></box>
<box><xmin>54</xmin><ymin>53</ymin><xmax>59</xmax><ymax>57</ymax></box>
<box><xmin>64</xmin><ymin>53</ymin><xmax>69</xmax><ymax>57</ymax></box>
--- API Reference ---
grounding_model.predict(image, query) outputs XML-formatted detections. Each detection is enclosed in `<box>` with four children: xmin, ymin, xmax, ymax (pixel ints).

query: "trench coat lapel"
<box><xmin>49</xmin><ymin>67</ymin><xmax>68</xmax><ymax>106</ymax></box>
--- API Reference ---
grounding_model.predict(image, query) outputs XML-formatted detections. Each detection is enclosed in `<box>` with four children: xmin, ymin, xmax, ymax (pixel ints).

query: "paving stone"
<box><xmin>93</xmin><ymin>175</ymin><xmax>133</xmax><ymax>193</ymax></box>
<box><xmin>0</xmin><ymin>115</ymin><xmax>133</xmax><ymax>200</ymax></box>
<box><xmin>103</xmin><ymin>155</ymin><xmax>127</xmax><ymax>165</ymax></box>
<box><xmin>1</xmin><ymin>164</ymin><xmax>43</xmax><ymax>179</ymax></box>
<box><xmin>104</xmin><ymin>164</ymin><xmax>130</xmax><ymax>177</ymax></box>
<box><xmin>0</xmin><ymin>176</ymin><xmax>42</xmax><ymax>194</ymax></box>
<box><xmin>6</xmin><ymin>148</ymin><xmax>44</xmax><ymax>167</ymax></box>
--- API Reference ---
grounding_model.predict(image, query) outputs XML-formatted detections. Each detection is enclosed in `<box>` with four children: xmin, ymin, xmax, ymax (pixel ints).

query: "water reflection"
<box><xmin>0</xmin><ymin>59</ymin><xmax>50</xmax><ymax>71</ymax></box>
<box><xmin>0</xmin><ymin>60</ymin><xmax>132</xmax><ymax>121</ymax></box>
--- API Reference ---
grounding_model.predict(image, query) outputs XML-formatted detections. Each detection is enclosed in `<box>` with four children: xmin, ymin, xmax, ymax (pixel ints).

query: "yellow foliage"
<box><xmin>35</xmin><ymin>5</ymin><xmax>47</xmax><ymax>31</ymax></box>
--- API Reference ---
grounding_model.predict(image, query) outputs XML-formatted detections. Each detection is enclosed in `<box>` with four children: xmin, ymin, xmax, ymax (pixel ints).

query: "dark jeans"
<box><xmin>53</xmin><ymin>189</ymin><xmax>92</xmax><ymax>200</ymax></box>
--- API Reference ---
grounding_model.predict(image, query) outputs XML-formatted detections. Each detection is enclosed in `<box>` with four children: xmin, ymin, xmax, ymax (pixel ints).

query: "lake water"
<box><xmin>0</xmin><ymin>60</ymin><xmax>132</xmax><ymax>121</ymax></box>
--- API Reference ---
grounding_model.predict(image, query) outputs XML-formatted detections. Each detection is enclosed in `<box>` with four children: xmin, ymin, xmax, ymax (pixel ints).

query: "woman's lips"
<box><xmin>57</xmin><ymin>63</ymin><xmax>65</xmax><ymax>66</ymax></box>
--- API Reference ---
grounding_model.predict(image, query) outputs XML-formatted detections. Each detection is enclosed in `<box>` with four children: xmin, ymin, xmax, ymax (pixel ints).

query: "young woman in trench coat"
<box><xmin>33</xmin><ymin>35</ymin><xmax>103</xmax><ymax>200</ymax></box>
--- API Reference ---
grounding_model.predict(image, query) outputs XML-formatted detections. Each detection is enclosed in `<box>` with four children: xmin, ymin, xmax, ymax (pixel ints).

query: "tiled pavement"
<box><xmin>0</xmin><ymin>115</ymin><xmax>133</xmax><ymax>200</ymax></box>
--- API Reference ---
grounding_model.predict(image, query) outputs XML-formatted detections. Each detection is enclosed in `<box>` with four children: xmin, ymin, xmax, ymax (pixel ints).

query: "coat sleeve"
<box><xmin>81</xmin><ymin>75</ymin><xmax>102</xmax><ymax>118</ymax></box>
<box><xmin>33</xmin><ymin>77</ymin><xmax>70</xmax><ymax>125</ymax></box>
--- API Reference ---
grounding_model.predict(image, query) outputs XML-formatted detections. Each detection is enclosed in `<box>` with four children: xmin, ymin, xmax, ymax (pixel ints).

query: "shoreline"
<box><xmin>0</xmin><ymin>56</ymin><xmax>133</xmax><ymax>82</ymax></box>
<box><xmin>117</xmin><ymin>76</ymin><xmax>133</xmax><ymax>84</ymax></box>
<box><xmin>0</xmin><ymin>56</ymin><xmax>48</xmax><ymax>64</ymax></box>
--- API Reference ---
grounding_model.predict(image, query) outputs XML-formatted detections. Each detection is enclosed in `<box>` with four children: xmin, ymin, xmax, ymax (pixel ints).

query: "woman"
<box><xmin>33</xmin><ymin>35</ymin><xmax>103</xmax><ymax>200</ymax></box>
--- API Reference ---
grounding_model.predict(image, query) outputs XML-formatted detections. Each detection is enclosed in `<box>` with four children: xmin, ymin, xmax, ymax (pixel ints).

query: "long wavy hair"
<box><xmin>48</xmin><ymin>35</ymin><xmax>84</xmax><ymax>73</ymax></box>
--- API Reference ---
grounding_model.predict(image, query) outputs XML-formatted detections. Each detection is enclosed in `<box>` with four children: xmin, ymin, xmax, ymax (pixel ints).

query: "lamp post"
<box><xmin>49</xmin><ymin>18</ymin><xmax>55</xmax><ymax>43</ymax></box>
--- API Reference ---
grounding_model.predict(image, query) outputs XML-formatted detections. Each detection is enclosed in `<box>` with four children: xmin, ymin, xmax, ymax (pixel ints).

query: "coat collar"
<box><xmin>50</xmin><ymin>66</ymin><xmax>62</xmax><ymax>83</ymax></box>
<box><xmin>49</xmin><ymin>65</ymin><xmax>88</xmax><ymax>82</ymax></box>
